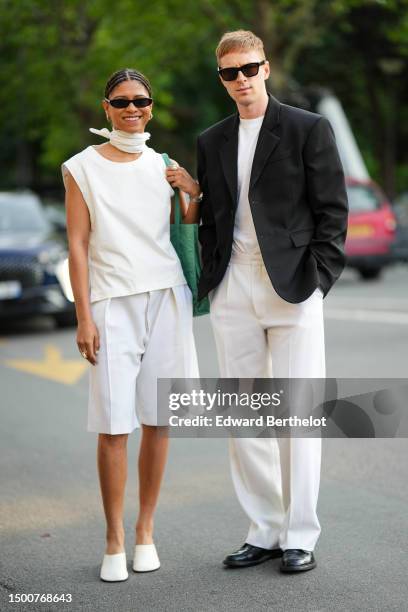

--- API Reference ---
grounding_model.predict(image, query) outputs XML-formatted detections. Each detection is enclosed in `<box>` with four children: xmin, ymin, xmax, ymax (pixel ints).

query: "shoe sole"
<box><xmin>223</xmin><ymin>557</ymin><xmax>278</xmax><ymax>568</ymax></box>
<box><xmin>280</xmin><ymin>561</ymin><xmax>317</xmax><ymax>573</ymax></box>
<box><xmin>132</xmin><ymin>566</ymin><xmax>161</xmax><ymax>573</ymax></box>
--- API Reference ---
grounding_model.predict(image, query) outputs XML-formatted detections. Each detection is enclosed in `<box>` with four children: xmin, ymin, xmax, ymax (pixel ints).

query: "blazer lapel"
<box><xmin>219</xmin><ymin>114</ymin><xmax>239</xmax><ymax>208</ymax></box>
<box><xmin>249</xmin><ymin>93</ymin><xmax>281</xmax><ymax>190</ymax></box>
<box><xmin>218</xmin><ymin>94</ymin><xmax>282</xmax><ymax>207</ymax></box>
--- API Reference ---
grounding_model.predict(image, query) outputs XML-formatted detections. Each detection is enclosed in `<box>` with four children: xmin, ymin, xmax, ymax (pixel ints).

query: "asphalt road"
<box><xmin>1</xmin><ymin>264</ymin><xmax>407</xmax><ymax>612</ymax></box>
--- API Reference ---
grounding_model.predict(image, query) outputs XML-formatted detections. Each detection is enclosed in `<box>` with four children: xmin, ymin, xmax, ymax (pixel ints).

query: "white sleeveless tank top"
<box><xmin>61</xmin><ymin>145</ymin><xmax>186</xmax><ymax>303</ymax></box>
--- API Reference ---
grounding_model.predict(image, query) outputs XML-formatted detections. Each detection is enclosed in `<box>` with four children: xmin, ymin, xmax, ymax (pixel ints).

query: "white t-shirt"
<box><xmin>61</xmin><ymin>145</ymin><xmax>186</xmax><ymax>303</ymax></box>
<box><xmin>232</xmin><ymin>115</ymin><xmax>264</xmax><ymax>256</ymax></box>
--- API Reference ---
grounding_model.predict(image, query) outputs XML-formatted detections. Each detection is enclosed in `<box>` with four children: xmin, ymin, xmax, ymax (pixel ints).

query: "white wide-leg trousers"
<box><xmin>209</xmin><ymin>254</ymin><xmax>325</xmax><ymax>552</ymax></box>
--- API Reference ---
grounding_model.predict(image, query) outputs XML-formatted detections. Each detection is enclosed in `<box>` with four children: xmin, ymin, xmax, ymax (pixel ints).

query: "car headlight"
<box><xmin>37</xmin><ymin>247</ymin><xmax>67</xmax><ymax>274</ymax></box>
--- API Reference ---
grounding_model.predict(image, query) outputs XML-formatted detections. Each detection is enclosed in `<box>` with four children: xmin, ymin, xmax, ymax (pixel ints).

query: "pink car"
<box><xmin>345</xmin><ymin>178</ymin><xmax>397</xmax><ymax>280</ymax></box>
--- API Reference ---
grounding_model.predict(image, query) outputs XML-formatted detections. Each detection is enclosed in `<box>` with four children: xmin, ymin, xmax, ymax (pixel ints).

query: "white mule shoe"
<box><xmin>133</xmin><ymin>544</ymin><xmax>160</xmax><ymax>572</ymax></box>
<box><xmin>100</xmin><ymin>552</ymin><xmax>128</xmax><ymax>582</ymax></box>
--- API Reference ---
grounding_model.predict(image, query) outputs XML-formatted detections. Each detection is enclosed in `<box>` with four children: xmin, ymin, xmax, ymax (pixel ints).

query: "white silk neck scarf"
<box><xmin>89</xmin><ymin>127</ymin><xmax>151</xmax><ymax>153</ymax></box>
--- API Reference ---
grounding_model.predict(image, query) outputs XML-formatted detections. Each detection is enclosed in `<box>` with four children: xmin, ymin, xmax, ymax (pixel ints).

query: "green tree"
<box><xmin>0</xmin><ymin>0</ymin><xmax>406</xmax><ymax>198</ymax></box>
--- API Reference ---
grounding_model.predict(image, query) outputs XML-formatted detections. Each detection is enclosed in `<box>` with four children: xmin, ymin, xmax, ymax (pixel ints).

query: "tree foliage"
<box><xmin>0</xmin><ymin>0</ymin><xmax>406</xmax><ymax>197</ymax></box>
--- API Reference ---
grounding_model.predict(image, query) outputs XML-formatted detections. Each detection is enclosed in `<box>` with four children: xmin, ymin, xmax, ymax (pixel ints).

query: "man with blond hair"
<box><xmin>196</xmin><ymin>30</ymin><xmax>348</xmax><ymax>573</ymax></box>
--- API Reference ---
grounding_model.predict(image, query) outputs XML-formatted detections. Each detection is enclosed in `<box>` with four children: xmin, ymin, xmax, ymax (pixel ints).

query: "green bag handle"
<box><xmin>162</xmin><ymin>153</ymin><xmax>181</xmax><ymax>225</ymax></box>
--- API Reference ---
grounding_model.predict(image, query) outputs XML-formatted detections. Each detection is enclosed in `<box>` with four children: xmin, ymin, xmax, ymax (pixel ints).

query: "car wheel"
<box><xmin>54</xmin><ymin>311</ymin><xmax>77</xmax><ymax>328</ymax></box>
<box><xmin>359</xmin><ymin>267</ymin><xmax>382</xmax><ymax>280</ymax></box>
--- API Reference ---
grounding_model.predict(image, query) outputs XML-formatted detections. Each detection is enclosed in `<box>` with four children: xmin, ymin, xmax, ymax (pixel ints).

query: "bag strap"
<box><xmin>162</xmin><ymin>153</ymin><xmax>181</xmax><ymax>225</ymax></box>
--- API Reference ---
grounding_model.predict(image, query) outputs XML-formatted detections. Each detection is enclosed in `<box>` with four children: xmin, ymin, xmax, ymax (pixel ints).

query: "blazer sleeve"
<box><xmin>303</xmin><ymin>116</ymin><xmax>349</xmax><ymax>293</ymax></box>
<box><xmin>197</xmin><ymin>135</ymin><xmax>217</xmax><ymax>269</ymax></box>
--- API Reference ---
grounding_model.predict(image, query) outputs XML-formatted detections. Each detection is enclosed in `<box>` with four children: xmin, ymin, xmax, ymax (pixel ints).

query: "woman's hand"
<box><xmin>77</xmin><ymin>318</ymin><xmax>100</xmax><ymax>366</ymax></box>
<box><xmin>165</xmin><ymin>161</ymin><xmax>201</xmax><ymax>199</ymax></box>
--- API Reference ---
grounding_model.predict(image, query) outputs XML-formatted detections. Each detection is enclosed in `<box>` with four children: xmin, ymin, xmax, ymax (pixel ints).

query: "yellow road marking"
<box><xmin>3</xmin><ymin>344</ymin><xmax>89</xmax><ymax>384</ymax></box>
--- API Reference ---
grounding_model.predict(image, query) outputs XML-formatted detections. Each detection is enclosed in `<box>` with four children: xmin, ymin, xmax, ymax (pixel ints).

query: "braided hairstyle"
<box><xmin>104</xmin><ymin>68</ymin><xmax>152</xmax><ymax>99</ymax></box>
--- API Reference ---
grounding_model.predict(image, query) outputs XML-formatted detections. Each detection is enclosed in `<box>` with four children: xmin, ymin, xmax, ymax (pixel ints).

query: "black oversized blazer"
<box><xmin>196</xmin><ymin>92</ymin><xmax>349</xmax><ymax>303</ymax></box>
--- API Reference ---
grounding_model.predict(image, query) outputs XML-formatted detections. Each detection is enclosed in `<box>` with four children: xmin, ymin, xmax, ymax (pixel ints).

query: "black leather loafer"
<box><xmin>280</xmin><ymin>549</ymin><xmax>316</xmax><ymax>572</ymax></box>
<box><xmin>223</xmin><ymin>543</ymin><xmax>283</xmax><ymax>568</ymax></box>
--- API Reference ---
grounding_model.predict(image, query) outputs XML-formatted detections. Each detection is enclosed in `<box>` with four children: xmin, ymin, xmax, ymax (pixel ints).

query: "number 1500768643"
<box><xmin>9</xmin><ymin>593</ymin><xmax>73</xmax><ymax>604</ymax></box>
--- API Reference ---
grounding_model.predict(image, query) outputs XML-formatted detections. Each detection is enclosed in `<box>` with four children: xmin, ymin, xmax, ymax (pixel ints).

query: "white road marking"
<box><xmin>325</xmin><ymin>308</ymin><xmax>408</xmax><ymax>325</ymax></box>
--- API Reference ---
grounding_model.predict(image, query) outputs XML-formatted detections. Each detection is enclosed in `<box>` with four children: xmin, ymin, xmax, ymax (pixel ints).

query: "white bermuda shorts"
<box><xmin>88</xmin><ymin>284</ymin><xmax>199</xmax><ymax>434</ymax></box>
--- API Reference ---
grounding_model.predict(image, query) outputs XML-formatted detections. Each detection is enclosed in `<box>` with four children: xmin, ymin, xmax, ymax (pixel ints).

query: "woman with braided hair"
<box><xmin>62</xmin><ymin>68</ymin><xmax>202</xmax><ymax>582</ymax></box>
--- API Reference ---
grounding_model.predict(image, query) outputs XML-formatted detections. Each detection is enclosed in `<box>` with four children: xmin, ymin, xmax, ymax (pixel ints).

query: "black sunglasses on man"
<box><xmin>217</xmin><ymin>60</ymin><xmax>266</xmax><ymax>82</ymax></box>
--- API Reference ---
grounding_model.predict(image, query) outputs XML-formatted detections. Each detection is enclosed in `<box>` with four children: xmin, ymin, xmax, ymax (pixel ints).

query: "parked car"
<box><xmin>391</xmin><ymin>191</ymin><xmax>408</xmax><ymax>263</ymax></box>
<box><xmin>345</xmin><ymin>178</ymin><xmax>397</xmax><ymax>280</ymax></box>
<box><xmin>0</xmin><ymin>191</ymin><xmax>76</xmax><ymax>327</ymax></box>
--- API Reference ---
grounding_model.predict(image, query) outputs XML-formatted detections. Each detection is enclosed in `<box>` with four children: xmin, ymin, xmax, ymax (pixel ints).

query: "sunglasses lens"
<box><xmin>135</xmin><ymin>98</ymin><xmax>152</xmax><ymax>107</ymax></box>
<box><xmin>109</xmin><ymin>98</ymin><xmax>152</xmax><ymax>108</ymax></box>
<box><xmin>109</xmin><ymin>99</ymin><xmax>128</xmax><ymax>108</ymax></box>
<box><xmin>242</xmin><ymin>63</ymin><xmax>260</xmax><ymax>77</ymax></box>
<box><xmin>219</xmin><ymin>68</ymin><xmax>238</xmax><ymax>81</ymax></box>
